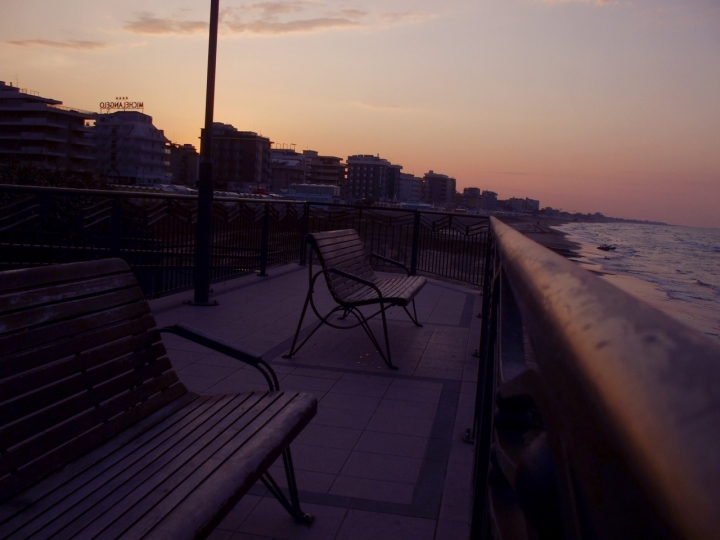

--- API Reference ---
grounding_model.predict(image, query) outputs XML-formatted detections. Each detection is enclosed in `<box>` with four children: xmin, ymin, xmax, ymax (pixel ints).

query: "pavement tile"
<box><xmin>354</xmin><ymin>431</ymin><xmax>429</xmax><ymax>459</ymax></box>
<box><xmin>340</xmin><ymin>451</ymin><xmax>423</xmax><ymax>484</ymax></box>
<box><xmin>289</xmin><ymin>443</ymin><xmax>351</xmax><ymax>475</ymax></box>
<box><xmin>320</xmin><ymin>392</ymin><xmax>382</xmax><ymax>412</ymax></box>
<box><xmin>384</xmin><ymin>385</ymin><xmax>442</xmax><ymax>404</ymax></box>
<box><xmin>294</xmin><ymin>423</ymin><xmax>363</xmax><ymax>450</ymax></box>
<box><xmin>266</xmin><ymin>465</ymin><xmax>337</xmax><ymax>494</ymax></box>
<box><xmin>439</xmin><ymin>487</ymin><xmax>472</xmax><ymax>523</ymax></box>
<box><xmin>335</xmin><ymin>509</ymin><xmax>436</xmax><ymax>540</ymax></box>
<box><xmin>216</xmin><ymin>495</ymin><xmax>263</xmax><ymax>532</ymax></box>
<box><xmin>290</xmin><ymin>367</ymin><xmax>344</xmax><ymax>380</ymax></box>
<box><xmin>280</xmin><ymin>374</ymin><xmax>338</xmax><ymax>393</ymax></box>
<box><xmin>312</xmin><ymin>407</ymin><xmax>373</xmax><ymax>430</ymax></box>
<box><xmin>239</xmin><ymin>498</ymin><xmax>347</xmax><ymax>540</ymax></box>
<box><xmin>414</xmin><ymin>367</ymin><xmax>464</xmax><ymax>381</ymax></box>
<box><xmin>329</xmin><ymin>379</ymin><xmax>390</xmax><ymax>398</ymax></box>
<box><xmin>366</xmin><ymin>413</ymin><xmax>435</xmax><ymax>437</ymax></box>
<box><xmin>434</xmin><ymin>520</ymin><xmax>470</xmax><ymax>540</ymax></box>
<box><xmin>375</xmin><ymin>398</ymin><xmax>439</xmax><ymax>419</ymax></box>
<box><xmin>329</xmin><ymin>476</ymin><xmax>414</xmax><ymax>504</ymax></box>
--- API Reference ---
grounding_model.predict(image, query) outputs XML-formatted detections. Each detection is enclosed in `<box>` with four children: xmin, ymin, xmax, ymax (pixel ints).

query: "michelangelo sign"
<box><xmin>99</xmin><ymin>97</ymin><xmax>144</xmax><ymax>112</ymax></box>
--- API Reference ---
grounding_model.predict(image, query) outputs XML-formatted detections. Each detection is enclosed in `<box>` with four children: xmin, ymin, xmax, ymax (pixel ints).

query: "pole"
<box><xmin>193</xmin><ymin>0</ymin><xmax>220</xmax><ymax>305</ymax></box>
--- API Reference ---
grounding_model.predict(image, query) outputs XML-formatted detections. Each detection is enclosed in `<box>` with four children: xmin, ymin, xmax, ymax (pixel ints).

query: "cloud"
<box><xmin>540</xmin><ymin>0</ymin><xmax>611</xmax><ymax>4</ymax></box>
<box><xmin>225</xmin><ymin>17</ymin><xmax>360</xmax><ymax>34</ymax></box>
<box><xmin>6</xmin><ymin>39</ymin><xmax>107</xmax><ymax>50</ymax></box>
<box><xmin>124</xmin><ymin>3</ymin><xmax>434</xmax><ymax>38</ymax></box>
<box><xmin>376</xmin><ymin>11</ymin><xmax>436</xmax><ymax>26</ymax></box>
<box><xmin>124</xmin><ymin>12</ymin><xmax>207</xmax><ymax>35</ymax></box>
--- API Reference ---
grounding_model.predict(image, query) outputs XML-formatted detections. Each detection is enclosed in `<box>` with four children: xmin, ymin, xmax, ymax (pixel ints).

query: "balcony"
<box><xmin>148</xmin><ymin>264</ymin><xmax>478</xmax><ymax>538</ymax></box>
<box><xmin>1</xmin><ymin>184</ymin><xmax>718</xmax><ymax>539</ymax></box>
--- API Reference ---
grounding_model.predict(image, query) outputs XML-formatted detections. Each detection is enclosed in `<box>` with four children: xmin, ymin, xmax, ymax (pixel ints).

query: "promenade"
<box><xmin>150</xmin><ymin>263</ymin><xmax>481</xmax><ymax>540</ymax></box>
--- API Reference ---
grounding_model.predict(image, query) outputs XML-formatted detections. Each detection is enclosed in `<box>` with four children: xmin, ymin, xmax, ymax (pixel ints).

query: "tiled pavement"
<box><xmin>150</xmin><ymin>263</ymin><xmax>482</xmax><ymax>540</ymax></box>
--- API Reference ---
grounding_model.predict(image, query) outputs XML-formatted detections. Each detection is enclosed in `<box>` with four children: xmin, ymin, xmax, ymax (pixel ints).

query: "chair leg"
<box><xmin>402</xmin><ymin>299</ymin><xmax>423</xmax><ymax>327</ymax></box>
<box><xmin>378</xmin><ymin>303</ymin><xmax>398</xmax><ymax>370</ymax></box>
<box><xmin>260</xmin><ymin>449</ymin><xmax>313</xmax><ymax>524</ymax></box>
<box><xmin>283</xmin><ymin>288</ymin><xmax>313</xmax><ymax>358</ymax></box>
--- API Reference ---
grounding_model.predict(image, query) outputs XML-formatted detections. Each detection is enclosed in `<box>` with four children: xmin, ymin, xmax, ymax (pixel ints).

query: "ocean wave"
<box><xmin>695</xmin><ymin>279</ymin><xmax>718</xmax><ymax>290</ymax></box>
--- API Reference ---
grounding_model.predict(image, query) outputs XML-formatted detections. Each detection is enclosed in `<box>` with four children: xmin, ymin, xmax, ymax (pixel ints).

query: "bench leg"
<box><xmin>283</xmin><ymin>287</ymin><xmax>313</xmax><ymax>359</ymax></box>
<box><xmin>260</xmin><ymin>449</ymin><xmax>314</xmax><ymax>524</ymax></box>
<box><xmin>402</xmin><ymin>299</ymin><xmax>423</xmax><ymax>327</ymax></box>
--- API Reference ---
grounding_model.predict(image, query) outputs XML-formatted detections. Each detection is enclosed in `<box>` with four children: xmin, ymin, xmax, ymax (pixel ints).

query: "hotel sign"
<box><xmin>100</xmin><ymin>97</ymin><xmax>144</xmax><ymax>112</ymax></box>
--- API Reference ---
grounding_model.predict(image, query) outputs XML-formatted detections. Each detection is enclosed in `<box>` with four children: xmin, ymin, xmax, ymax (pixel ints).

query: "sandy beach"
<box><xmin>498</xmin><ymin>216</ymin><xmax>581</xmax><ymax>258</ymax></box>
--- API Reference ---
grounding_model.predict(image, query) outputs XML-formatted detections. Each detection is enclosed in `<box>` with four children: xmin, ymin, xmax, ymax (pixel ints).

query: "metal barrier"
<box><xmin>470</xmin><ymin>217</ymin><xmax>720</xmax><ymax>539</ymax></box>
<box><xmin>0</xmin><ymin>185</ymin><xmax>489</xmax><ymax>298</ymax></box>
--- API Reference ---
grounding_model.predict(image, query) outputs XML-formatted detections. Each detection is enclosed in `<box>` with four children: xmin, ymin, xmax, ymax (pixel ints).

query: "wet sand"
<box><xmin>499</xmin><ymin>216</ymin><xmax>581</xmax><ymax>258</ymax></box>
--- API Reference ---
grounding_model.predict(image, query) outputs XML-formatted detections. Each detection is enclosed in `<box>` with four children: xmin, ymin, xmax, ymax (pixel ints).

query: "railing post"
<box><xmin>410</xmin><ymin>211</ymin><xmax>420</xmax><ymax>276</ymax></box>
<box><xmin>258</xmin><ymin>202</ymin><xmax>270</xmax><ymax>277</ymax></box>
<box><xmin>110</xmin><ymin>198</ymin><xmax>121</xmax><ymax>257</ymax></box>
<box><xmin>300</xmin><ymin>202</ymin><xmax>309</xmax><ymax>266</ymax></box>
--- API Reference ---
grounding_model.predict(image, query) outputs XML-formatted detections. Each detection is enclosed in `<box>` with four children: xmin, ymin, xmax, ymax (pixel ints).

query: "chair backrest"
<box><xmin>0</xmin><ymin>259</ymin><xmax>187</xmax><ymax>502</ymax></box>
<box><xmin>307</xmin><ymin>229</ymin><xmax>376</xmax><ymax>303</ymax></box>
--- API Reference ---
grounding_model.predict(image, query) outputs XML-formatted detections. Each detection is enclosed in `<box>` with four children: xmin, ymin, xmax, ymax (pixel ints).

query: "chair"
<box><xmin>283</xmin><ymin>229</ymin><xmax>427</xmax><ymax>369</ymax></box>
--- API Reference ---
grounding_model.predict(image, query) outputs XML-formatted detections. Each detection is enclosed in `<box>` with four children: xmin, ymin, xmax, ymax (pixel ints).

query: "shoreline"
<box><xmin>498</xmin><ymin>215</ymin><xmax>582</xmax><ymax>258</ymax></box>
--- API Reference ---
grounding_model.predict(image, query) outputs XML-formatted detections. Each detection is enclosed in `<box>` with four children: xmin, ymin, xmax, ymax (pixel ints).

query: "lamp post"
<box><xmin>193</xmin><ymin>0</ymin><xmax>220</xmax><ymax>305</ymax></box>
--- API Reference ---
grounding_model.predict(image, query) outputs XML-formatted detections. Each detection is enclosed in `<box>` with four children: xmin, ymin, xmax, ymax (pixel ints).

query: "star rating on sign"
<box><xmin>115</xmin><ymin>96</ymin><xmax>128</xmax><ymax>101</ymax></box>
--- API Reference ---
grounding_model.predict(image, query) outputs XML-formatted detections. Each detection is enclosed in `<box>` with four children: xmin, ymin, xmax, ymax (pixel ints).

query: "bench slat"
<box><xmin>3</xmin><ymin>330</ymin><xmax>160</xmax><ymax>401</ymax></box>
<box><xmin>0</xmin><ymin>273</ymin><xmax>138</xmax><ymax>314</ymax></box>
<box><xmin>2</xmin><ymin>393</ymin><xmax>248</xmax><ymax>539</ymax></box>
<box><xmin>80</xmin><ymin>393</ymin><xmax>301</xmax><ymax>540</ymax></box>
<box><xmin>0</xmin><ymin>317</ymin><xmax>160</xmax><ymax>384</ymax></box>
<box><xmin>0</xmin><ymin>302</ymin><xmax>151</xmax><ymax>359</ymax></box>
<box><xmin>0</xmin><ymin>259</ymin><xmax>129</xmax><ymax>294</ymax></box>
<box><xmin>0</xmin><ymin>287</ymin><xmax>145</xmax><ymax>335</ymax></box>
<box><xmin>3</xmin><ymin>392</ymin><xmax>315</xmax><ymax>540</ymax></box>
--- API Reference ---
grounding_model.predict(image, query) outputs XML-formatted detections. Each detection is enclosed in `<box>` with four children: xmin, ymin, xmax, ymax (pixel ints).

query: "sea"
<box><xmin>555</xmin><ymin>222</ymin><xmax>720</xmax><ymax>342</ymax></box>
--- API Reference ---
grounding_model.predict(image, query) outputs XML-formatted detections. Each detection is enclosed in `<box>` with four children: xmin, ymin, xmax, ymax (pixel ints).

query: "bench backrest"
<box><xmin>307</xmin><ymin>229</ymin><xmax>376</xmax><ymax>303</ymax></box>
<box><xmin>0</xmin><ymin>259</ymin><xmax>187</xmax><ymax>502</ymax></box>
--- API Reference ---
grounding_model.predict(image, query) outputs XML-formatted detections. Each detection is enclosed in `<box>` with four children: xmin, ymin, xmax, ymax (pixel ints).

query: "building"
<box><xmin>269</xmin><ymin>149</ymin><xmax>307</xmax><ymax>192</ymax></box>
<box><xmin>462</xmin><ymin>187</ymin><xmax>481</xmax><ymax>209</ymax></box>
<box><xmin>168</xmin><ymin>143</ymin><xmax>199</xmax><ymax>187</ymax></box>
<box><xmin>346</xmin><ymin>154</ymin><xmax>402</xmax><ymax>202</ymax></box>
<box><xmin>424</xmin><ymin>170</ymin><xmax>457</xmax><ymax>207</ymax></box>
<box><xmin>211</xmin><ymin>123</ymin><xmax>271</xmax><ymax>191</ymax></box>
<box><xmin>302</xmin><ymin>150</ymin><xmax>345</xmax><ymax>186</ymax></box>
<box><xmin>506</xmin><ymin>197</ymin><xmax>540</xmax><ymax>213</ymax></box>
<box><xmin>479</xmin><ymin>190</ymin><xmax>498</xmax><ymax>211</ymax></box>
<box><xmin>94</xmin><ymin>111</ymin><xmax>171</xmax><ymax>185</ymax></box>
<box><xmin>0</xmin><ymin>81</ymin><xmax>95</xmax><ymax>174</ymax></box>
<box><xmin>286</xmin><ymin>183</ymin><xmax>341</xmax><ymax>205</ymax></box>
<box><xmin>396</xmin><ymin>173</ymin><xmax>423</xmax><ymax>202</ymax></box>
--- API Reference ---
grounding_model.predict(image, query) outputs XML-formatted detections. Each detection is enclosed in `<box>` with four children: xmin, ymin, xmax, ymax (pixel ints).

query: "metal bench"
<box><xmin>0</xmin><ymin>259</ymin><xmax>316</xmax><ymax>540</ymax></box>
<box><xmin>284</xmin><ymin>229</ymin><xmax>427</xmax><ymax>370</ymax></box>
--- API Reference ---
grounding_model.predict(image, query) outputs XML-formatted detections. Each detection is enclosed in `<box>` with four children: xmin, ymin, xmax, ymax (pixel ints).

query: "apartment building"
<box><xmin>424</xmin><ymin>170</ymin><xmax>457</xmax><ymax>207</ymax></box>
<box><xmin>211</xmin><ymin>123</ymin><xmax>271</xmax><ymax>191</ymax></box>
<box><xmin>0</xmin><ymin>81</ymin><xmax>95</xmax><ymax>173</ymax></box>
<box><xmin>346</xmin><ymin>154</ymin><xmax>402</xmax><ymax>202</ymax></box>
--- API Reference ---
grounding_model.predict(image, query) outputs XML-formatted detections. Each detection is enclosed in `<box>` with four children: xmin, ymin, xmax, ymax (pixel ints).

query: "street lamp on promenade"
<box><xmin>193</xmin><ymin>0</ymin><xmax>220</xmax><ymax>305</ymax></box>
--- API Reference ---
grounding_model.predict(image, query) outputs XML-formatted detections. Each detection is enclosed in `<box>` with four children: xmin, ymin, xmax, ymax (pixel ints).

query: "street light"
<box><xmin>193</xmin><ymin>0</ymin><xmax>220</xmax><ymax>305</ymax></box>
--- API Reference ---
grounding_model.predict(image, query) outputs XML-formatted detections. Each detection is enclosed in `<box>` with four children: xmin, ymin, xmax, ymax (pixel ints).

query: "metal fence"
<box><xmin>469</xmin><ymin>217</ymin><xmax>720</xmax><ymax>539</ymax></box>
<box><xmin>0</xmin><ymin>185</ymin><xmax>489</xmax><ymax>298</ymax></box>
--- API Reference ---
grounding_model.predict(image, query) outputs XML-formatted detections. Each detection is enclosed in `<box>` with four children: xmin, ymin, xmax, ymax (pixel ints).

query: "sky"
<box><xmin>1</xmin><ymin>0</ymin><xmax>719</xmax><ymax>228</ymax></box>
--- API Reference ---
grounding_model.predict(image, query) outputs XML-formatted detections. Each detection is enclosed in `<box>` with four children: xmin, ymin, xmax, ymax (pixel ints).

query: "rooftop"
<box><xmin>150</xmin><ymin>263</ymin><xmax>480</xmax><ymax>540</ymax></box>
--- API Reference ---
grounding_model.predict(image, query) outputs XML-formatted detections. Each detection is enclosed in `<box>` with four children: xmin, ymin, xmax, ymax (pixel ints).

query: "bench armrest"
<box><xmin>160</xmin><ymin>324</ymin><xmax>280</xmax><ymax>391</ymax></box>
<box><xmin>327</xmin><ymin>267</ymin><xmax>384</xmax><ymax>298</ymax></box>
<box><xmin>370</xmin><ymin>253</ymin><xmax>411</xmax><ymax>276</ymax></box>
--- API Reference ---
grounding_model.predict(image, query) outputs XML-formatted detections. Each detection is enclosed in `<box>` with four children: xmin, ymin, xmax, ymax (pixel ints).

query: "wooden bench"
<box><xmin>283</xmin><ymin>229</ymin><xmax>427</xmax><ymax>369</ymax></box>
<box><xmin>0</xmin><ymin>259</ymin><xmax>316</xmax><ymax>540</ymax></box>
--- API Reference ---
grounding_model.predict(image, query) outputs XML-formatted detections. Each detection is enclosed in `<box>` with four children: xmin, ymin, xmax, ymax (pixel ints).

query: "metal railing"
<box><xmin>0</xmin><ymin>185</ymin><xmax>490</xmax><ymax>298</ymax></box>
<box><xmin>470</xmin><ymin>217</ymin><xmax>720</xmax><ymax>539</ymax></box>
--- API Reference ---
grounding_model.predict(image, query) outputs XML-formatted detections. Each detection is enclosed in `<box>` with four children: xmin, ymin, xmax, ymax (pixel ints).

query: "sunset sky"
<box><xmin>2</xmin><ymin>0</ymin><xmax>719</xmax><ymax>227</ymax></box>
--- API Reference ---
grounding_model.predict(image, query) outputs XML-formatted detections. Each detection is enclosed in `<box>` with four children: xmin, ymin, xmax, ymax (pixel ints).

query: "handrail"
<box><xmin>471</xmin><ymin>216</ymin><xmax>720</xmax><ymax>539</ymax></box>
<box><xmin>0</xmin><ymin>184</ymin><xmax>492</xmax><ymax>218</ymax></box>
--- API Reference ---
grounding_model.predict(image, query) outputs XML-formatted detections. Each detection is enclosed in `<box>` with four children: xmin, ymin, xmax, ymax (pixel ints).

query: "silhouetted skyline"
<box><xmin>2</xmin><ymin>0</ymin><xmax>719</xmax><ymax>227</ymax></box>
